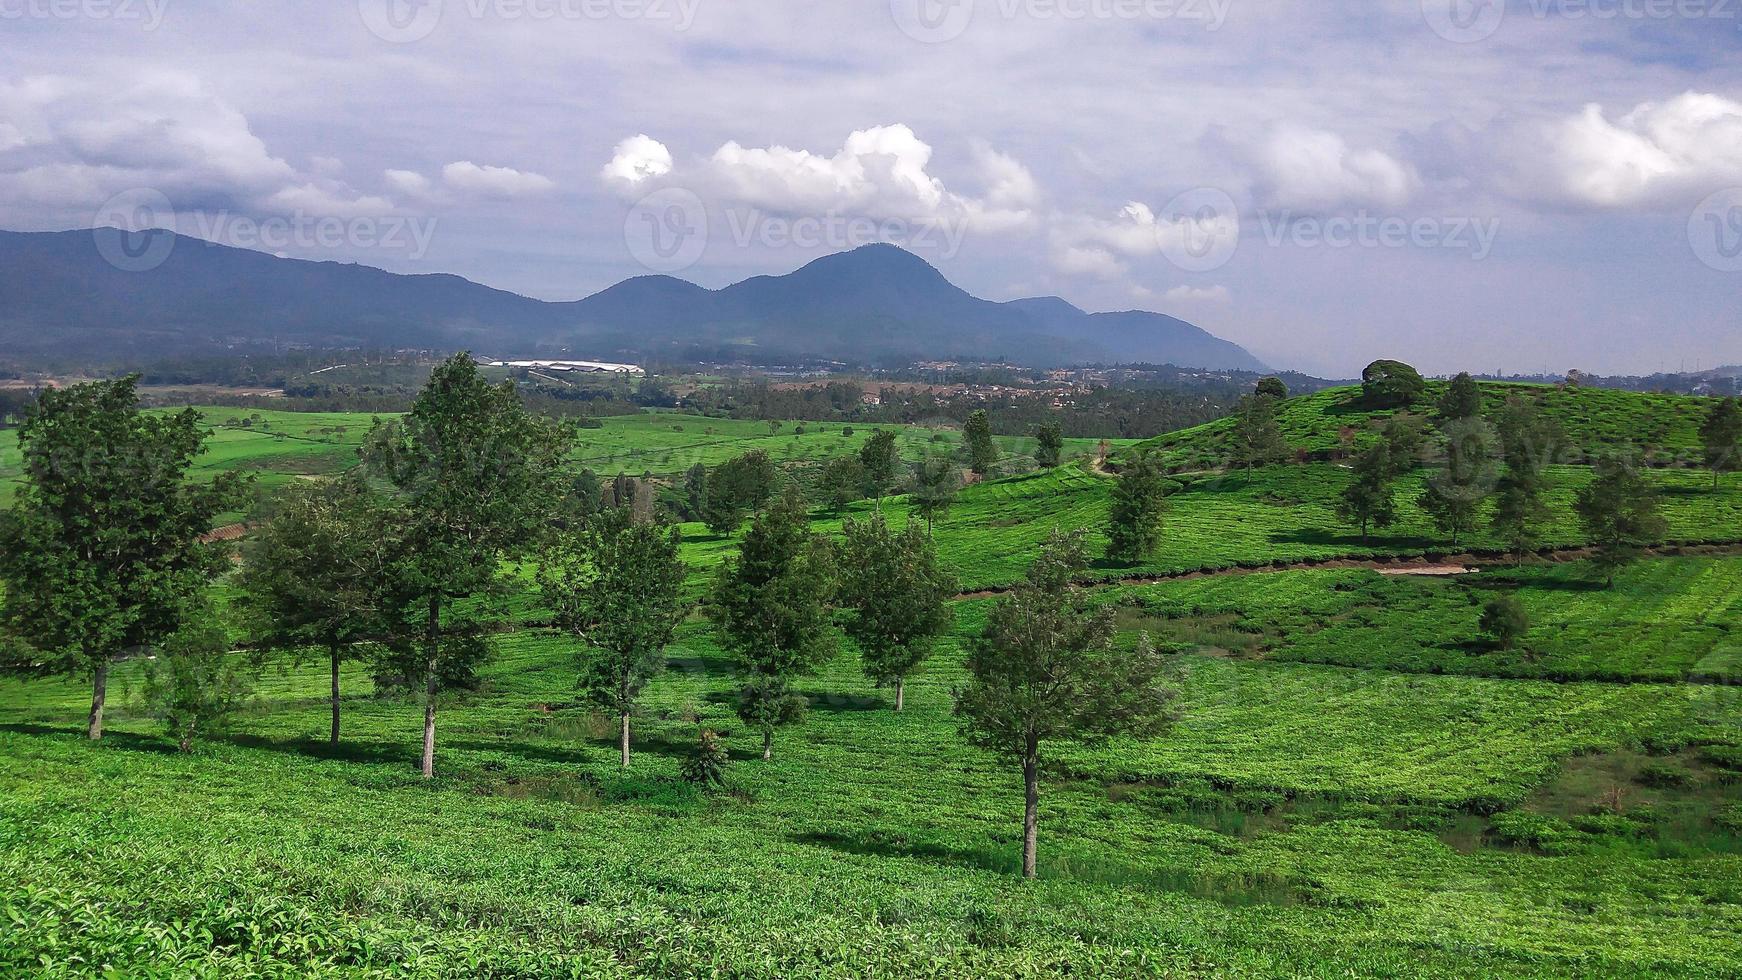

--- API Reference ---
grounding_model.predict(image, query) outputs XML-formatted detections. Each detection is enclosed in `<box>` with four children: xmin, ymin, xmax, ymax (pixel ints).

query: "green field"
<box><xmin>5</xmin><ymin>382</ymin><xmax>1742</xmax><ymax>976</ymax></box>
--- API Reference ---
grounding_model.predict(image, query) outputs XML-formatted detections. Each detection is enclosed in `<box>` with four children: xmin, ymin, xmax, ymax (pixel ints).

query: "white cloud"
<box><xmin>264</xmin><ymin>183</ymin><xmax>394</xmax><ymax>217</ymax></box>
<box><xmin>601</xmin><ymin>124</ymin><xmax>1036</xmax><ymax>231</ymax></box>
<box><xmin>1245</xmin><ymin>123</ymin><xmax>1418</xmax><ymax>212</ymax></box>
<box><xmin>1536</xmin><ymin>93</ymin><xmax>1742</xmax><ymax>209</ymax></box>
<box><xmin>384</xmin><ymin>169</ymin><xmax>432</xmax><ymax>196</ymax></box>
<box><xmin>1164</xmin><ymin>284</ymin><xmax>1231</xmax><ymax>304</ymax></box>
<box><xmin>442</xmin><ymin>161</ymin><xmax>556</xmax><ymax>197</ymax></box>
<box><xmin>601</xmin><ymin>134</ymin><xmax>673</xmax><ymax>185</ymax></box>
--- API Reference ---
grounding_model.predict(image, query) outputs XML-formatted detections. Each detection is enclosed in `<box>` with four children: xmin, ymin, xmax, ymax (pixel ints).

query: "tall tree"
<box><xmin>365</xmin><ymin>353</ymin><xmax>572</xmax><ymax>778</ymax></box>
<box><xmin>1254</xmin><ymin>376</ymin><xmax>1289</xmax><ymax>401</ymax></box>
<box><xmin>712</xmin><ymin>489</ymin><xmax>837</xmax><ymax>760</ymax></box>
<box><xmin>837</xmin><ymin>513</ymin><xmax>955</xmax><ymax>711</ymax></box>
<box><xmin>953</xmin><ymin>531</ymin><xmax>1175</xmax><ymax>878</ymax></box>
<box><xmin>1336</xmin><ymin>440</ymin><xmax>1397</xmax><ymax>544</ymax></box>
<box><xmin>910</xmin><ymin>454</ymin><xmax>962</xmax><ymax>530</ymax></box>
<box><xmin>1034</xmin><ymin>421</ymin><xmax>1065</xmax><ymax>469</ymax></box>
<box><xmin>1438</xmin><ymin>371</ymin><xmax>1482</xmax><ymax>421</ymax></box>
<box><xmin>858</xmin><ymin>429</ymin><xmax>899</xmax><ymax>503</ymax></box>
<box><xmin>963</xmin><ymin>409</ymin><xmax>997</xmax><ymax>476</ymax></box>
<box><xmin>0</xmin><ymin>377</ymin><xmax>242</xmax><ymax>740</ymax></box>
<box><xmin>683</xmin><ymin>463</ymin><xmax>708</xmax><ymax>520</ymax></box>
<box><xmin>702</xmin><ymin>450</ymin><xmax>778</xmax><ymax>535</ymax></box>
<box><xmin>236</xmin><ymin>476</ymin><xmax>400</xmax><ymax>748</ymax></box>
<box><xmin>1105</xmin><ymin>450</ymin><xmax>1169</xmax><ymax>562</ymax></box>
<box><xmin>820</xmin><ymin>455</ymin><xmax>867</xmax><ymax>510</ymax></box>
<box><xmin>1417</xmin><ymin>418</ymin><xmax>1497</xmax><ymax>546</ymax></box>
<box><xmin>1574</xmin><ymin>453</ymin><xmax>1667</xmax><ymax>587</ymax></box>
<box><xmin>1361</xmin><ymin>359</ymin><xmax>1427</xmax><ymax>408</ymax></box>
<box><xmin>1700</xmin><ymin>397</ymin><xmax>1742</xmax><ymax>490</ymax></box>
<box><xmin>538</xmin><ymin>508</ymin><xmax>687</xmax><ymax>767</ymax></box>
<box><xmin>1490</xmin><ymin>396</ymin><xmax>1560</xmax><ymax>562</ymax></box>
<box><xmin>1229</xmin><ymin>393</ymin><xmax>1288</xmax><ymax>474</ymax></box>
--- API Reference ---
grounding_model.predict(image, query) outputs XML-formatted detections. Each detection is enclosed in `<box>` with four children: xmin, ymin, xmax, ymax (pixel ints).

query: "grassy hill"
<box><xmin>1139</xmin><ymin>381</ymin><xmax>1722</xmax><ymax>472</ymax></box>
<box><xmin>6</xmin><ymin>384</ymin><xmax>1742</xmax><ymax>976</ymax></box>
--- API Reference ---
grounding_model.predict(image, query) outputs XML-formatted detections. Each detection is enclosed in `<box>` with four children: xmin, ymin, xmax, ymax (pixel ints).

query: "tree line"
<box><xmin>0</xmin><ymin>354</ymin><xmax>1175</xmax><ymax>879</ymax></box>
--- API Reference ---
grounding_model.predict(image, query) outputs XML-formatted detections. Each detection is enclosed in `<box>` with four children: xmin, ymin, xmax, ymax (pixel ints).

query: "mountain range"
<box><xmin>0</xmin><ymin>229</ymin><xmax>1267</xmax><ymax>372</ymax></box>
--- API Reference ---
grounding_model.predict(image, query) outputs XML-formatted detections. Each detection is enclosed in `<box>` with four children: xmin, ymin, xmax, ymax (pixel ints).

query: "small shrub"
<box><xmin>1479</xmin><ymin>596</ymin><xmax>1529</xmax><ymax>651</ymax></box>
<box><xmin>1637</xmin><ymin>762</ymin><xmax>1694</xmax><ymax>789</ymax></box>
<box><xmin>679</xmin><ymin>729</ymin><xmax>730</xmax><ymax>790</ymax></box>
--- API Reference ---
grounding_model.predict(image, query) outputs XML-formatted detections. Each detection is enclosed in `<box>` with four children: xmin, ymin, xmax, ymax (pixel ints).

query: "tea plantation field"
<box><xmin>5</xmin><ymin>383</ymin><xmax>1742</xmax><ymax>977</ymax></box>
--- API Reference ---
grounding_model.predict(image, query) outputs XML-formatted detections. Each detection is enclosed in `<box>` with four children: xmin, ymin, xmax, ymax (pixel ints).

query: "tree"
<box><xmin>1361</xmin><ymin>359</ymin><xmax>1427</xmax><ymax>408</ymax></box>
<box><xmin>0</xmin><ymin>377</ymin><xmax>242</xmax><ymax>740</ymax></box>
<box><xmin>1438</xmin><ymin>371</ymin><xmax>1482</xmax><ymax>421</ymax></box>
<box><xmin>1034</xmin><ymin>422</ymin><xmax>1064</xmax><ymax>469</ymax></box>
<box><xmin>953</xmin><ymin>531</ymin><xmax>1175</xmax><ymax>878</ymax></box>
<box><xmin>1255</xmin><ymin>376</ymin><xmax>1289</xmax><ymax>401</ymax></box>
<box><xmin>702</xmin><ymin>450</ymin><xmax>778</xmax><ymax>535</ymax></box>
<box><xmin>1336</xmin><ymin>440</ymin><xmax>1397</xmax><ymax>543</ymax></box>
<box><xmin>963</xmin><ymin>409</ymin><xmax>997</xmax><ymax>476</ymax></box>
<box><xmin>1380</xmin><ymin>414</ymin><xmax>1427</xmax><ymax>475</ymax></box>
<box><xmin>679</xmin><ymin>729</ymin><xmax>730</xmax><ymax>789</ymax></box>
<box><xmin>1574</xmin><ymin>453</ymin><xmax>1667</xmax><ymax>587</ymax></box>
<box><xmin>140</xmin><ymin>612</ymin><xmax>252</xmax><ymax>753</ymax></box>
<box><xmin>837</xmin><ymin>513</ymin><xmax>956</xmax><ymax>711</ymax></box>
<box><xmin>1106</xmin><ymin>450</ymin><xmax>1169</xmax><ymax>562</ymax></box>
<box><xmin>909</xmin><ymin>454</ymin><xmax>962</xmax><ymax>530</ymax></box>
<box><xmin>1418</xmin><ymin>418</ymin><xmax>1497</xmax><ymax>546</ymax></box>
<box><xmin>365</xmin><ymin>353</ymin><xmax>572</xmax><ymax>778</ymax></box>
<box><xmin>858</xmin><ymin>429</ymin><xmax>899</xmax><ymax>503</ymax></box>
<box><xmin>1479</xmin><ymin>596</ymin><xmax>1529</xmax><ymax>651</ymax></box>
<box><xmin>1700</xmin><ymin>397</ymin><xmax>1742</xmax><ymax>490</ymax></box>
<box><xmin>236</xmin><ymin>476</ymin><xmax>400</xmax><ymax>748</ymax></box>
<box><xmin>558</xmin><ymin>468</ymin><xmax>603</xmax><ymax>526</ymax></box>
<box><xmin>1229</xmin><ymin>394</ymin><xmax>1288</xmax><ymax>474</ymax></box>
<box><xmin>712</xmin><ymin>489</ymin><xmax>837</xmax><ymax>759</ymax></box>
<box><xmin>538</xmin><ymin>507</ymin><xmax>687</xmax><ymax>767</ymax></box>
<box><xmin>1491</xmin><ymin>397</ymin><xmax>1561</xmax><ymax>562</ymax></box>
<box><xmin>683</xmin><ymin>463</ymin><xmax>708</xmax><ymax>520</ymax></box>
<box><xmin>820</xmin><ymin>455</ymin><xmax>867</xmax><ymax>510</ymax></box>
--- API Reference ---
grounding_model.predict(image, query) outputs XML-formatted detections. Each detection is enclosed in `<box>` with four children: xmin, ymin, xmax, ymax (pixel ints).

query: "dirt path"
<box><xmin>953</xmin><ymin>540</ymin><xmax>1742</xmax><ymax>600</ymax></box>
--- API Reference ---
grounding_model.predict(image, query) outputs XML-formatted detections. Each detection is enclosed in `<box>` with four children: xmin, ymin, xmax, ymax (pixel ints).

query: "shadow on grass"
<box><xmin>0</xmin><ymin>722</ymin><xmax>180</xmax><ymax>755</ymax></box>
<box><xmin>225</xmin><ymin>731</ymin><xmax>411</xmax><ymax>767</ymax></box>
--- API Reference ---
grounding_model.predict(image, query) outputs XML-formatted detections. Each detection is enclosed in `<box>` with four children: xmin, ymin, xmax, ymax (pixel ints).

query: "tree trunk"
<box><xmin>329</xmin><ymin>646</ymin><xmax>342</xmax><ymax>748</ymax></box>
<box><xmin>620</xmin><ymin>711</ymin><xmax>631</xmax><ymax>768</ymax></box>
<box><xmin>421</xmin><ymin>596</ymin><xmax>440</xmax><ymax>779</ymax></box>
<box><xmin>895</xmin><ymin>676</ymin><xmax>905</xmax><ymax>712</ymax></box>
<box><xmin>87</xmin><ymin>661</ymin><xmax>108</xmax><ymax>741</ymax></box>
<box><xmin>762</xmin><ymin>729</ymin><xmax>773</xmax><ymax>761</ymax></box>
<box><xmin>1022</xmin><ymin>743</ymin><xmax>1040</xmax><ymax>880</ymax></box>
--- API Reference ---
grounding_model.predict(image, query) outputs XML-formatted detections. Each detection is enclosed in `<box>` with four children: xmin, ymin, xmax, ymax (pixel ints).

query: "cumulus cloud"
<box><xmin>601</xmin><ymin>134</ymin><xmax>673</xmax><ymax>185</ymax></box>
<box><xmin>599</xmin><ymin>124</ymin><xmax>1036</xmax><ymax>232</ymax></box>
<box><xmin>1048</xmin><ymin>199</ymin><xmax>1238</xmax><ymax>279</ymax></box>
<box><xmin>0</xmin><ymin>71</ymin><xmax>392</xmax><ymax>223</ymax></box>
<box><xmin>1531</xmin><ymin>93</ymin><xmax>1742</xmax><ymax>209</ymax></box>
<box><xmin>441</xmin><ymin>161</ymin><xmax>556</xmax><ymax>197</ymax></box>
<box><xmin>1239</xmin><ymin>123</ymin><xmax>1418</xmax><ymax>212</ymax></box>
<box><xmin>384</xmin><ymin>169</ymin><xmax>433</xmax><ymax>196</ymax></box>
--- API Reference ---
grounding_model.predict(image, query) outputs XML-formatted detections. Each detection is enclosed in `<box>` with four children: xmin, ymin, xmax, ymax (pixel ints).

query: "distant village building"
<box><xmin>481</xmin><ymin>358</ymin><xmax>645</xmax><ymax>375</ymax></box>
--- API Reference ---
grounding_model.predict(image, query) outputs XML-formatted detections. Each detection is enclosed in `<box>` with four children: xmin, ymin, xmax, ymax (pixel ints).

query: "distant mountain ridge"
<box><xmin>0</xmin><ymin>230</ymin><xmax>1268</xmax><ymax>371</ymax></box>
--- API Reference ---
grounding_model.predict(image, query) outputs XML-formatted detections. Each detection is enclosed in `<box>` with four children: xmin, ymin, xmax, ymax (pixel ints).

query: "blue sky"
<box><xmin>2</xmin><ymin>0</ymin><xmax>1739</xmax><ymax>375</ymax></box>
